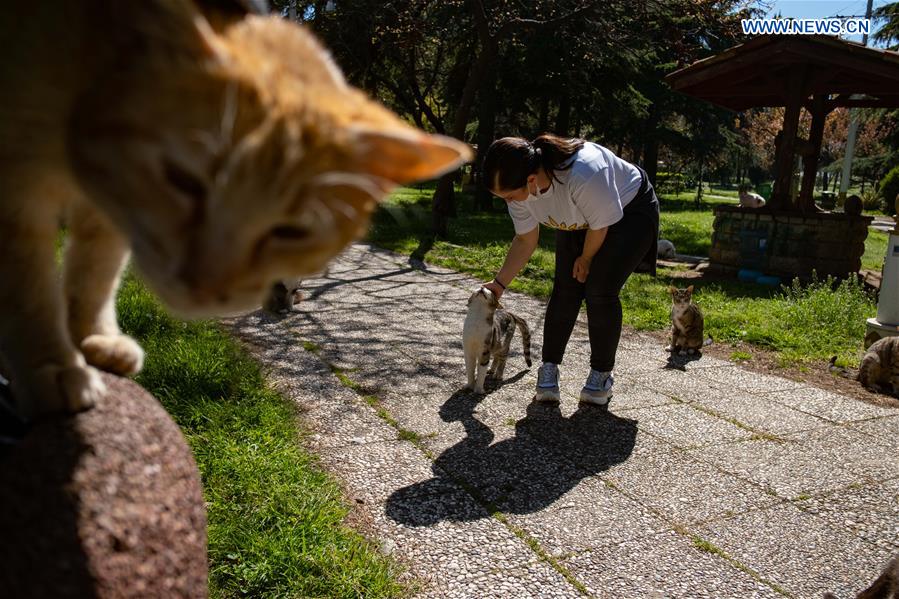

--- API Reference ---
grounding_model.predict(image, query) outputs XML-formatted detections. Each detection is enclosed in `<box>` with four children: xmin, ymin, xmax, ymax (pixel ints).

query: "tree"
<box><xmin>873</xmin><ymin>1</ymin><xmax>899</xmax><ymax>49</ymax></box>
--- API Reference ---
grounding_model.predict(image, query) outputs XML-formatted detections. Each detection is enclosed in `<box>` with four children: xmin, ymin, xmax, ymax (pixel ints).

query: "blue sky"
<box><xmin>766</xmin><ymin>0</ymin><xmax>892</xmax><ymax>44</ymax></box>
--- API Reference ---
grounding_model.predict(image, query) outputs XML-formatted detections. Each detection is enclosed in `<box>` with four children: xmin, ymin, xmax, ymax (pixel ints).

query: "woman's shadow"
<box><xmin>385</xmin><ymin>376</ymin><xmax>638</xmax><ymax>526</ymax></box>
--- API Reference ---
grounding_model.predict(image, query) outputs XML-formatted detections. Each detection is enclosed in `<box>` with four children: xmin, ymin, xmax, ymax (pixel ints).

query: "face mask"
<box><xmin>528</xmin><ymin>177</ymin><xmax>548</xmax><ymax>199</ymax></box>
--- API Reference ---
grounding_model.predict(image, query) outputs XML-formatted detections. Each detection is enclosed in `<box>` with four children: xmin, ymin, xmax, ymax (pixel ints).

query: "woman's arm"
<box><xmin>484</xmin><ymin>226</ymin><xmax>539</xmax><ymax>298</ymax></box>
<box><xmin>572</xmin><ymin>227</ymin><xmax>608</xmax><ymax>283</ymax></box>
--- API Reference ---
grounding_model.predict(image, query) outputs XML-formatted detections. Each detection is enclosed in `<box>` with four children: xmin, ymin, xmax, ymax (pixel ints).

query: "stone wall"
<box><xmin>709</xmin><ymin>205</ymin><xmax>872</xmax><ymax>279</ymax></box>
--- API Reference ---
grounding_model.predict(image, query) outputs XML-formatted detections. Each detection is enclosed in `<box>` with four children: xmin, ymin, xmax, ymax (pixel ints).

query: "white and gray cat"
<box><xmin>463</xmin><ymin>288</ymin><xmax>532</xmax><ymax>394</ymax></box>
<box><xmin>667</xmin><ymin>285</ymin><xmax>710</xmax><ymax>355</ymax></box>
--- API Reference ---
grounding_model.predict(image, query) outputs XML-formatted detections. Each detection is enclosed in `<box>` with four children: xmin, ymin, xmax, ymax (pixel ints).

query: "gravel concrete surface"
<box><xmin>226</xmin><ymin>243</ymin><xmax>898</xmax><ymax>599</ymax></box>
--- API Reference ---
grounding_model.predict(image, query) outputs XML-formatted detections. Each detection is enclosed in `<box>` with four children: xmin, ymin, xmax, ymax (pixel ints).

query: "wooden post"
<box><xmin>798</xmin><ymin>95</ymin><xmax>828</xmax><ymax>212</ymax></box>
<box><xmin>770</xmin><ymin>68</ymin><xmax>807</xmax><ymax>211</ymax></box>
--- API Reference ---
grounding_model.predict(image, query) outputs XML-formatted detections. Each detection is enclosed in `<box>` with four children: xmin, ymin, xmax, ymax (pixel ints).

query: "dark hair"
<box><xmin>482</xmin><ymin>133</ymin><xmax>585</xmax><ymax>191</ymax></box>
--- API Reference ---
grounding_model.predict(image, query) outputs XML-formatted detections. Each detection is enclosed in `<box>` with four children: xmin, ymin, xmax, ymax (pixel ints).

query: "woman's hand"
<box><xmin>572</xmin><ymin>255</ymin><xmax>590</xmax><ymax>283</ymax></box>
<box><xmin>484</xmin><ymin>280</ymin><xmax>505</xmax><ymax>299</ymax></box>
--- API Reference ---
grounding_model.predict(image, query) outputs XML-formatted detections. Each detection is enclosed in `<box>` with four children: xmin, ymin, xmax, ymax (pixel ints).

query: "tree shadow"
<box><xmin>385</xmin><ymin>389</ymin><xmax>638</xmax><ymax>526</ymax></box>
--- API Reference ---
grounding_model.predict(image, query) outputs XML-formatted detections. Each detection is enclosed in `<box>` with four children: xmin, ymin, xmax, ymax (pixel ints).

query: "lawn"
<box><xmin>368</xmin><ymin>186</ymin><xmax>879</xmax><ymax>367</ymax></box>
<box><xmin>116</xmin><ymin>274</ymin><xmax>406</xmax><ymax>598</ymax></box>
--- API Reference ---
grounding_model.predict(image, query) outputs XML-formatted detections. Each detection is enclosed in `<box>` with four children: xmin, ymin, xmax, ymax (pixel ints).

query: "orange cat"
<box><xmin>0</xmin><ymin>2</ymin><xmax>470</xmax><ymax>419</ymax></box>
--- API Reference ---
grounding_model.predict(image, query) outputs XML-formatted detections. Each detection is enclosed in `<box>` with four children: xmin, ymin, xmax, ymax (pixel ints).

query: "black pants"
<box><xmin>541</xmin><ymin>170</ymin><xmax>659</xmax><ymax>372</ymax></box>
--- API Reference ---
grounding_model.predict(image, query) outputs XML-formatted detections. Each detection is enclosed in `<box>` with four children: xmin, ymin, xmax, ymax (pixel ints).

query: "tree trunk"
<box><xmin>555</xmin><ymin>93</ymin><xmax>571</xmax><ymax>135</ymax></box>
<box><xmin>431</xmin><ymin>20</ymin><xmax>497</xmax><ymax>235</ymax></box>
<box><xmin>538</xmin><ymin>96</ymin><xmax>549</xmax><ymax>133</ymax></box>
<box><xmin>695</xmin><ymin>161</ymin><xmax>704</xmax><ymax>207</ymax></box>
<box><xmin>432</xmin><ymin>175</ymin><xmax>456</xmax><ymax>238</ymax></box>
<box><xmin>642</xmin><ymin>104</ymin><xmax>660</xmax><ymax>185</ymax></box>
<box><xmin>475</xmin><ymin>53</ymin><xmax>499</xmax><ymax>212</ymax></box>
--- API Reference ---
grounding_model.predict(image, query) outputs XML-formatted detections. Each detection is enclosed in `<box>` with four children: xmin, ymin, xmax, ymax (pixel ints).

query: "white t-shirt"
<box><xmin>507</xmin><ymin>142</ymin><xmax>643</xmax><ymax>235</ymax></box>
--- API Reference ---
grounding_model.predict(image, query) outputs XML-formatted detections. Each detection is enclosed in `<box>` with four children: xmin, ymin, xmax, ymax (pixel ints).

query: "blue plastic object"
<box><xmin>737</xmin><ymin>269</ymin><xmax>762</xmax><ymax>282</ymax></box>
<box><xmin>756</xmin><ymin>275</ymin><xmax>782</xmax><ymax>286</ymax></box>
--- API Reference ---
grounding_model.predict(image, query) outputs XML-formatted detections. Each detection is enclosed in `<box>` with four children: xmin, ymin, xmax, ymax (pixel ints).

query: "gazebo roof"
<box><xmin>664</xmin><ymin>35</ymin><xmax>899</xmax><ymax>111</ymax></box>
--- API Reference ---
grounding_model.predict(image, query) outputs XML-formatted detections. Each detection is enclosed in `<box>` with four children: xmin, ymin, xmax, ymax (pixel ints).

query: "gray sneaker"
<box><xmin>580</xmin><ymin>369</ymin><xmax>613</xmax><ymax>406</ymax></box>
<box><xmin>535</xmin><ymin>362</ymin><xmax>561</xmax><ymax>403</ymax></box>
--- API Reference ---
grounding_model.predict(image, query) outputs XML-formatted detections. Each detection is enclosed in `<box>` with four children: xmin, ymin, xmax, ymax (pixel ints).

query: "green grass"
<box><xmin>368</xmin><ymin>187</ymin><xmax>878</xmax><ymax>367</ymax></box>
<box><xmin>863</xmin><ymin>229</ymin><xmax>888</xmax><ymax>273</ymax></box>
<box><xmin>116</xmin><ymin>274</ymin><xmax>405</xmax><ymax>599</ymax></box>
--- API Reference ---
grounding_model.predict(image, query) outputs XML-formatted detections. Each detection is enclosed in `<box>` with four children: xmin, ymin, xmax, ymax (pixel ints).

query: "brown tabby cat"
<box><xmin>667</xmin><ymin>285</ymin><xmax>707</xmax><ymax>355</ymax></box>
<box><xmin>0</xmin><ymin>2</ymin><xmax>470</xmax><ymax>419</ymax></box>
<box><xmin>824</xmin><ymin>554</ymin><xmax>899</xmax><ymax>599</ymax></box>
<box><xmin>830</xmin><ymin>336</ymin><xmax>899</xmax><ymax>396</ymax></box>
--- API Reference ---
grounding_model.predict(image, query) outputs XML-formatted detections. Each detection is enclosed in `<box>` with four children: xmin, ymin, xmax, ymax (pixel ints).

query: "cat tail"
<box><xmin>511</xmin><ymin>314</ymin><xmax>532</xmax><ymax>367</ymax></box>
<box><xmin>828</xmin><ymin>356</ymin><xmax>856</xmax><ymax>380</ymax></box>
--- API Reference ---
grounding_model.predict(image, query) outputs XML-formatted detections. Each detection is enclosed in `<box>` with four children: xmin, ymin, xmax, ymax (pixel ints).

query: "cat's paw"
<box><xmin>473</xmin><ymin>385</ymin><xmax>485</xmax><ymax>394</ymax></box>
<box><xmin>81</xmin><ymin>334</ymin><xmax>144</xmax><ymax>376</ymax></box>
<box><xmin>678</xmin><ymin>349</ymin><xmax>687</xmax><ymax>356</ymax></box>
<box><xmin>20</xmin><ymin>360</ymin><xmax>106</xmax><ymax>418</ymax></box>
<box><xmin>665</xmin><ymin>345</ymin><xmax>673</xmax><ymax>352</ymax></box>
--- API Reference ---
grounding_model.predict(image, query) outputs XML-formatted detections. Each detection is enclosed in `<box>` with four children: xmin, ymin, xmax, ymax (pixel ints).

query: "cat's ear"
<box><xmin>668</xmin><ymin>286</ymin><xmax>676</xmax><ymax>294</ymax></box>
<box><xmin>686</xmin><ymin>285</ymin><xmax>694</xmax><ymax>294</ymax></box>
<box><xmin>352</xmin><ymin>129</ymin><xmax>472</xmax><ymax>184</ymax></box>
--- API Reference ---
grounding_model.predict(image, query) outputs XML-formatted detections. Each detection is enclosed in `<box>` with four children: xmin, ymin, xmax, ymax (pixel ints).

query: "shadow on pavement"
<box><xmin>386</xmin><ymin>387</ymin><xmax>637</xmax><ymax>526</ymax></box>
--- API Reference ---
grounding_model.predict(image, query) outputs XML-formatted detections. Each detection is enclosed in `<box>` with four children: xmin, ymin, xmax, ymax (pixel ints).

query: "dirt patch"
<box><xmin>635</xmin><ymin>326</ymin><xmax>899</xmax><ymax>410</ymax></box>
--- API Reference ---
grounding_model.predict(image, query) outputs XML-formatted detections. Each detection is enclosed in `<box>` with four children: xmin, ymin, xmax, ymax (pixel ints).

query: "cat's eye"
<box><xmin>163</xmin><ymin>159</ymin><xmax>207</xmax><ymax>202</ymax></box>
<box><xmin>269</xmin><ymin>225</ymin><xmax>313</xmax><ymax>241</ymax></box>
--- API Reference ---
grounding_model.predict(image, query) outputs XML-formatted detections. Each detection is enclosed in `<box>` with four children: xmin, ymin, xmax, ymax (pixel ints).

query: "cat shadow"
<box><xmin>461</xmin><ymin>368</ymin><xmax>530</xmax><ymax>395</ymax></box>
<box><xmin>664</xmin><ymin>351</ymin><xmax>703</xmax><ymax>371</ymax></box>
<box><xmin>385</xmin><ymin>391</ymin><xmax>638</xmax><ymax>526</ymax></box>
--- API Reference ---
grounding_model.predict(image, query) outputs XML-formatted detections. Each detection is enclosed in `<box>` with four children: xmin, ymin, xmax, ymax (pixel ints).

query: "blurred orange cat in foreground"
<box><xmin>0</xmin><ymin>1</ymin><xmax>470</xmax><ymax>419</ymax></box>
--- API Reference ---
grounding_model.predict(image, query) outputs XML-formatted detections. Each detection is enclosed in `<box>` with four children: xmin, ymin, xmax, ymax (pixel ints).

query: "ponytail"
<box><xmin>482</xmin><ymin>133</ymin><xmax>584</xmax><ymax>191</ymax></box>
<box><xmin>531</xmin><ymin>133</ymin><xmax>584</xmax><ymax>184</ymax></box>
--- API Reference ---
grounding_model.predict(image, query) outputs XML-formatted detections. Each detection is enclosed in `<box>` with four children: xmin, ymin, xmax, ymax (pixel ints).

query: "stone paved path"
<box><xmin>227</xmin><ymin>243</ymin><xmax>899</xmax><ymax>599</ymax></box>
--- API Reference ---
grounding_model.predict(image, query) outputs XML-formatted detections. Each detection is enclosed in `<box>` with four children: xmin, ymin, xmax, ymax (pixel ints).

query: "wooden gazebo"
<box><xmin>665</xmin><ymin>35</ymin><xmax>899</xmax><ymax>278</ymax></box>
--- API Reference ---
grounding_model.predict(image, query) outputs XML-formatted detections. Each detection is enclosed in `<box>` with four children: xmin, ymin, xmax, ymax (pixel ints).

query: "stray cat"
<box><xmin>463</xmin><ymin>288</ymin><xmax>532</xmax><ymax>394</ymax></box>
<box><xmin>0</xmin><ymin>2</ymin><xmax>470</xmax><ymax>419</ymax></box>
<box><xmin>657</xmin><ymin>239</ymin><xmax>676</xmax><ymax>259</ymax></box>
<box><xmin>263</xmin><ymin>279</ymin><xmax>303</xmax><ymax>315</ymax></box>
<box><xmin>667</xmin><ymin>285</ymin><xmax>709</xmax><ymax>355</ymax></box>
<box><xmin>824</xmin><ymin>554</ymin><xmax>899</xmax><ymax>599</ymax></box>
<box><xmin>829</xmin><ymin>336</ymin><xmax>899</xmax><ymax>396</ymax></box>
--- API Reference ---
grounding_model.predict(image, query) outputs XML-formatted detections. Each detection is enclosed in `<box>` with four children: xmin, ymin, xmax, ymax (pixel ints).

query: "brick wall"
<box><xmin>709</xmin><ymin>206</ymin><xmax>872</xmax><ymax>279</ymax></box>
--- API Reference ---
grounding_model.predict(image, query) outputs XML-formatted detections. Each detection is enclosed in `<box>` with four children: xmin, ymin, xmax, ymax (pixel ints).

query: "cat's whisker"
<box><xmin>221</xmin><ymin>81</ymin><xmax>239</xmax><ymax>147</ymax></box>
<box><xmin>329</xmin><ymin>197</ymin><xmax>358</xmax><ymax>222</ymax></box>
<box><xmin>308</xmin><ymin>197</ymin><xmax>335</xmax><ymax>230</ymax></box>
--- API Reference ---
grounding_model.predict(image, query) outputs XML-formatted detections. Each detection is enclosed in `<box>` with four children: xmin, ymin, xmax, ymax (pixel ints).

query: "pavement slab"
<box><xmin>689</xmin><ymin>437</ymin><xmax>865</xmax><ymax>499</ymax></box>
<box><xmin>766</xmin><ymin>386</ymin><xmax>897</xmax><ymax>424</ymax></box>
<box><xmin>624</xmin><ymin>403</ymin><xmax>755</xmax><ymax>449</ymax></box>
<box><xmin>225</xmin><ymin>243</ymin><xmax>898</xmax><ymax>598</ymax></box>
<box><xmin>696</xmin><ymin>503</ymin><xmax>896</xmax><ymax>599</ymax></box>
<box><xmin>796</xmin><ymin>476</ymin><xmax>899</xmax><ymax>551</ymax></box>
<box><xmin>689</xmin><ymin>389</ymin><xmax>827</xmax><ymax>437</ymax></box>
<box><xmin>563</xmin><ymin>529</ymin><xmax>785</xmax><ymax>599</ymax></box>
